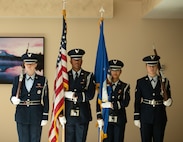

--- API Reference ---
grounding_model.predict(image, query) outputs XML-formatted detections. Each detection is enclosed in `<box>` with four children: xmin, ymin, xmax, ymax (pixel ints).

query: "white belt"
<box><xmin>143</xmin><ymin>99</ymin><xmax>163</xmax><ymax>107</ymax></box>
<box><xmin>19</xmin><ymin>100</ymin><xmax>41</xmax><ymax>106</ymax></box>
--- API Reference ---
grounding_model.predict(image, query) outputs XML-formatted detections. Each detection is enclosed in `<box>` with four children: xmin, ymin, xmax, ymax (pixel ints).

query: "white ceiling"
<box><xmin>143</xmin><ymin>0</ymin><xmax>183</xmax><ymax>19</ymax></box>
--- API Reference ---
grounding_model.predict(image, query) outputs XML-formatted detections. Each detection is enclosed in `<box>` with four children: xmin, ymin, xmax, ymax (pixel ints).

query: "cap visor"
<box><xmin>71</xmin><ymin>58</ymin><xmax>82</xmax><ymax>60</ymax></box>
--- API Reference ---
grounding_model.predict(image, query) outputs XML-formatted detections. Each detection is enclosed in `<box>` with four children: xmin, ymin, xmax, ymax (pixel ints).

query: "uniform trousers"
<box><xmin>65</xmin><ymin>122</ymin><xmax>89</xmax><ymax>142</ymax></box>
<box><xmin>16</xmin><ymin>122</ymin><xmax>42</xmax><ymax>142</ymax></box>
<box><xmin>104</xmin><ymin>122</ymin><xmax>126</xmax><ymax>142</ymax></box>
<box><xmin>140</xmin><ymin>122</ymin><xmax>166</xmax><ymax>142</ymax></box>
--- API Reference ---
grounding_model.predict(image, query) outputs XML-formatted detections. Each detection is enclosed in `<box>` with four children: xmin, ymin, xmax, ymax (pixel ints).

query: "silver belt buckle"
<box><xmin>26</xmin><ymin>100</ymin><xmax>31</xmax><ymax>107</ymax></box>
<box><xmin>151</xmin><ymin>99</ymin><xmax>156</xmax><ymax>107</ymax></box>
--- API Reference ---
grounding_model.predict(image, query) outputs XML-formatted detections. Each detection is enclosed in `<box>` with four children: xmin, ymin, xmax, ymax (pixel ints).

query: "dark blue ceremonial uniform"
<box><xmin>11</xmin><ymin>74</ymin><xmax>49</xmax><ymax>142</ymax></box>
<box><xmin>134</xmin><ymin>75</ymin><xmax>171</xmax><ymax>142</ymax></box>
<box><xmin>98</xmin><ymin>80</ymin><xmax>130</xmax><ymax>142</ymax></box>
<box><xmin>65</xmin><ymin>69</ymin><xmax>95</xmax><ymax>142</ymax></box>
<box><xmin>96</xmin><ymin>59</ymin><xmax>130</xmax><ymax>142</ymax></box>
<box><xmin>134</xmin><ymin>55</ymin><xmax>172</xmax><ymax>142</ymax></box>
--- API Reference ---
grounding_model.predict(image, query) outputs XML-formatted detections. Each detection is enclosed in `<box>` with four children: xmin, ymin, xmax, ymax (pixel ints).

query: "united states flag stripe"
<box><xmin>48</xmin><ymin>9</ymin><xmax>68</xmax><ymax>142</ymax></box>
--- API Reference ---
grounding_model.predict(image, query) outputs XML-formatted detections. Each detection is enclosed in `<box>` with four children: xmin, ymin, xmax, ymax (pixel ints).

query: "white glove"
<box><xmin>72</xmin><ymin>96</ymin><xmax>78</xmax><ymax>103</ymax></box>
<box><xmin>64</xmin><ymin>91</ymin><xmax>74</xmax><ymax>99</ymax></box>
<box><xmin>59</xmin><ymin>116</ymin><xmax>66</xmax><ymax>127</ymax></box>
<box><xmin>97</xmin><ymin>119</ymin><xmax>104</xmax><ymax>130</ymax></box>
<box><xmin>163</xmin><ymin>98</ymin><xmax>173</xmax><ymax>107</ymax></box>
<box><xmin>41</xmin><ymin>120</ymin><xmax>48</xmax><ymax>126</ymax></box>
<box><xmin>11</xmin><ymin>96</ymin><xmax>20</xmax><ymax>105</ymax></box>
<box><xmin>134</xmin><ymin>120</ymin><xmax>141</xmax><ymax>128</ymax></box>
<box><xmin>101</xmin><ymin>102</ymin><xmax>112</xmax><ymax>108</ymax></box>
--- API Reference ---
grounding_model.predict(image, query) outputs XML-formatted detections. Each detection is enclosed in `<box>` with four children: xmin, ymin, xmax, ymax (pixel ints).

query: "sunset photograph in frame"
<box><xmin>0</xmin><ymin>37</ymin><xmax>44</xmax><ymax>84</ymax></box>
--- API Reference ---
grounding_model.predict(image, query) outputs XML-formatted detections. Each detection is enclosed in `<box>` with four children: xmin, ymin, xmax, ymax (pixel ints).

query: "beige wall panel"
<box><xmin>0</xmin><ymin>0</ymin><xmax>113</xmax><ymax>18</ymax></box>
<box><xmin>142</xmin><ymin>0</ymin><xmax>162</xmax><ymax>17</ymax></box>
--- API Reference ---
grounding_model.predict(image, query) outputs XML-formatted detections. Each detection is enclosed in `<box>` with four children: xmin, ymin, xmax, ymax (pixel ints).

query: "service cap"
<box><xmin>21</xmin><ymin>53</ymin><xmax>38</xmax><ymax>64</ymax></box>
<box><xmin>109</xmin><ymin>59</ymin><xmax>124</xmax><ymax>70</ymax></box>
<box><xmin>68</xmin><ymin>48</ymin><xmax>85</xmax><ymax>60</ymax></box>
<box><xmin>143</xmin><ymin>55</ymin><xmax>160</xmax><ymax>66</ymax></box>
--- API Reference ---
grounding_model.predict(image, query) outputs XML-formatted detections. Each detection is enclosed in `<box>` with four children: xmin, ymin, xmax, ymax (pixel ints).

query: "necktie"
<box><xmin>151</xmin><ymin>78</ymin><xmax>155</xmax><ymax>82</ymax></box>
<box><xmin>26</xmin><ymin>77</ymin><xmax>34</xmax><ymax>92</ymax></box>
<box><xmin>112</xmin><ymin>83</ymin><xmax>115</xmax><ymax>91</ymax></box>
<box><xmin>151</xmin><ymin>78</ymin><xmax>156</xmax><ymax>88</ymax></box>
<box><xmin>75</xmin><ymin>72</ymin><xmax>79</xmax><ymax>80</ymax></box>
<box><xmin>27</xmin><ymin>77</ymin><xmax>33</xmax><ymax>80</ymax></box>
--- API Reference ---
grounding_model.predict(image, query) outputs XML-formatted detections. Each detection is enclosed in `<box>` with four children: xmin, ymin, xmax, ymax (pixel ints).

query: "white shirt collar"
<box><xmin>148</xmin><ymin>75</ymin><xmax>158</xmax><ymax>82</ymax></box>
<box><xmin>112</xmin><ymin>80</ymin><xmax>119</xmax><ymax>86</ymax></box>
<box><xmin>26</xmin><ymin>74</ymin><xmax>35</xmax><ymax>80</ymax></box>
<box><xmin>72</xmin><ymin>69</ymin><xmax>81</xmax><ymax>76</ymax></box>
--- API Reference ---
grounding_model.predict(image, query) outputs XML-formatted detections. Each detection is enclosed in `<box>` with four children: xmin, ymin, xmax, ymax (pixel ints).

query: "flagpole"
<box><xmin>48</xmin><ymin>0</ymin><xmax>68</xmax><ymax>141</ymax></box>
<box><xmin>61</xmin><ymin>1</ymin><xmax>66</xmax><ymax>142</ymax></box>
<box><xmin>98</xmin><ymin>7</ymin><xmax>105</xmax><ymax>142</ymax></box>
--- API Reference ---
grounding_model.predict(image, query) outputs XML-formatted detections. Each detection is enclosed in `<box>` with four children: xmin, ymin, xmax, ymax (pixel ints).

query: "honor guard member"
<box><xmin>97</xmin><ymin>59</ymin><xmax>130</xmax><ymax>142</ymax></box>
<box><xmin>59</xmin><ymin>48</ymin><xmax>95</xmax><ymax>142</ymax></box>
<box><xmin>10</xmin><ymin>53</ymin><xmax>49</xmax><ymax>142</ymax></box>
<box><xmin>134</xmin><ymin>55</ymin><xmax>172</xmax><ymax>142</ymax></box>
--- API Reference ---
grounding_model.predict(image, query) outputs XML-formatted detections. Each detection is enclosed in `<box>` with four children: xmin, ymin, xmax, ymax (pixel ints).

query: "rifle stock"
<box><xmin>15</xmin><ymin>71</ymin><xmax>24</xmax><ymax>98</ymax></box>
<box><xmin>153</xmin><ymin>44</ymin><xmax>168</xmax><ymax>101</ymax></box>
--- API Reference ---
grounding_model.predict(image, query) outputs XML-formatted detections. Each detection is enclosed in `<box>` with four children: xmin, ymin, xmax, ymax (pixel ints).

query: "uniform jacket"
<box><xmin>11</xmin><ymin>74</ymin><xmax>49</xmax><ymax>125</ymax></box>
<box><xmin>97</xmin><ymin>80</ymin><xmax>130</xmax><ymax>124</ymax></box>
<box><xmin>134</xmin><ymin>75</ymin><xmax>171</xmax><ymax>124</ymax></box>
<box><xmin>65</xmin><ymin>69</ymin><xmax>95</xmax><ymax>124</ymax></box>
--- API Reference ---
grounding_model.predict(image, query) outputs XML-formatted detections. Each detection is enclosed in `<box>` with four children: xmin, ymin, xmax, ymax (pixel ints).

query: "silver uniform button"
<box><xmin>27</xmin><ymin>99</ymin><xmax>30</xmax><ymax>107</ymax></box>
<box><xmin>37</xmin><ymin>90</ymin><xmax>41</xmax><ymax>94</ymax></box>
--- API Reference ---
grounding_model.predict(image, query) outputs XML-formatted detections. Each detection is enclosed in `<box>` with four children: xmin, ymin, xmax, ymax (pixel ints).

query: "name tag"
<box><xmin>70</xmin><ymin>109</ymin><xmax>80</xmax><ymax>116</ymax></box>
<box><xmin>109</xmin><ymin>115</ymin><xmax>117</xmax><ymax>123</ymax></box>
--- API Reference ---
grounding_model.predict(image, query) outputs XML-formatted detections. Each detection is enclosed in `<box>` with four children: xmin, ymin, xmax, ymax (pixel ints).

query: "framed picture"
<box><xmin>0</xmin><ymin>37</ymin><xmax>44</xmax><ymax>84</ymax></box>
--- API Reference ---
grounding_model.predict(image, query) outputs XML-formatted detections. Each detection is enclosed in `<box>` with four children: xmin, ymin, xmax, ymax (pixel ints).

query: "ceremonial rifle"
<box><xmin>15</xmin><ymin>43</ymin><xmax>29</xmax><ymax>98</ymax></box>
<box><xmin>153</xmin><ymin>44</ymin><xmax>168</xmax><ymax>101</ymax></box>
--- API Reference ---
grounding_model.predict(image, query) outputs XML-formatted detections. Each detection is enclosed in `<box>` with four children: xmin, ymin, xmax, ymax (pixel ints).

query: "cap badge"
<box><xmin>113</xmin><ymin>60</ymin><xmax>117</xmax><ymax>64</ymax></box>
<box><xmin>28</xmin><ymin>53</ymin><xmax>32</xmax><ymax>57</ymax></box>
<box><xmin>150</xmin><ymin>55</ymin><xmax>155</xmax><ymax>60</ymax></box>
<box><xmin>75</xmin><ymin>49</ymin><xmax>79</xmax><ymax>53</ymax></box>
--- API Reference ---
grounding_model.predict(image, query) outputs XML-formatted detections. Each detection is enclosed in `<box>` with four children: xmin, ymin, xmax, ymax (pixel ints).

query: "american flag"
<box><xmin>48</xmin><ymin>9</ymin><xmax>68</xmax><ymax>142</ymax></box>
